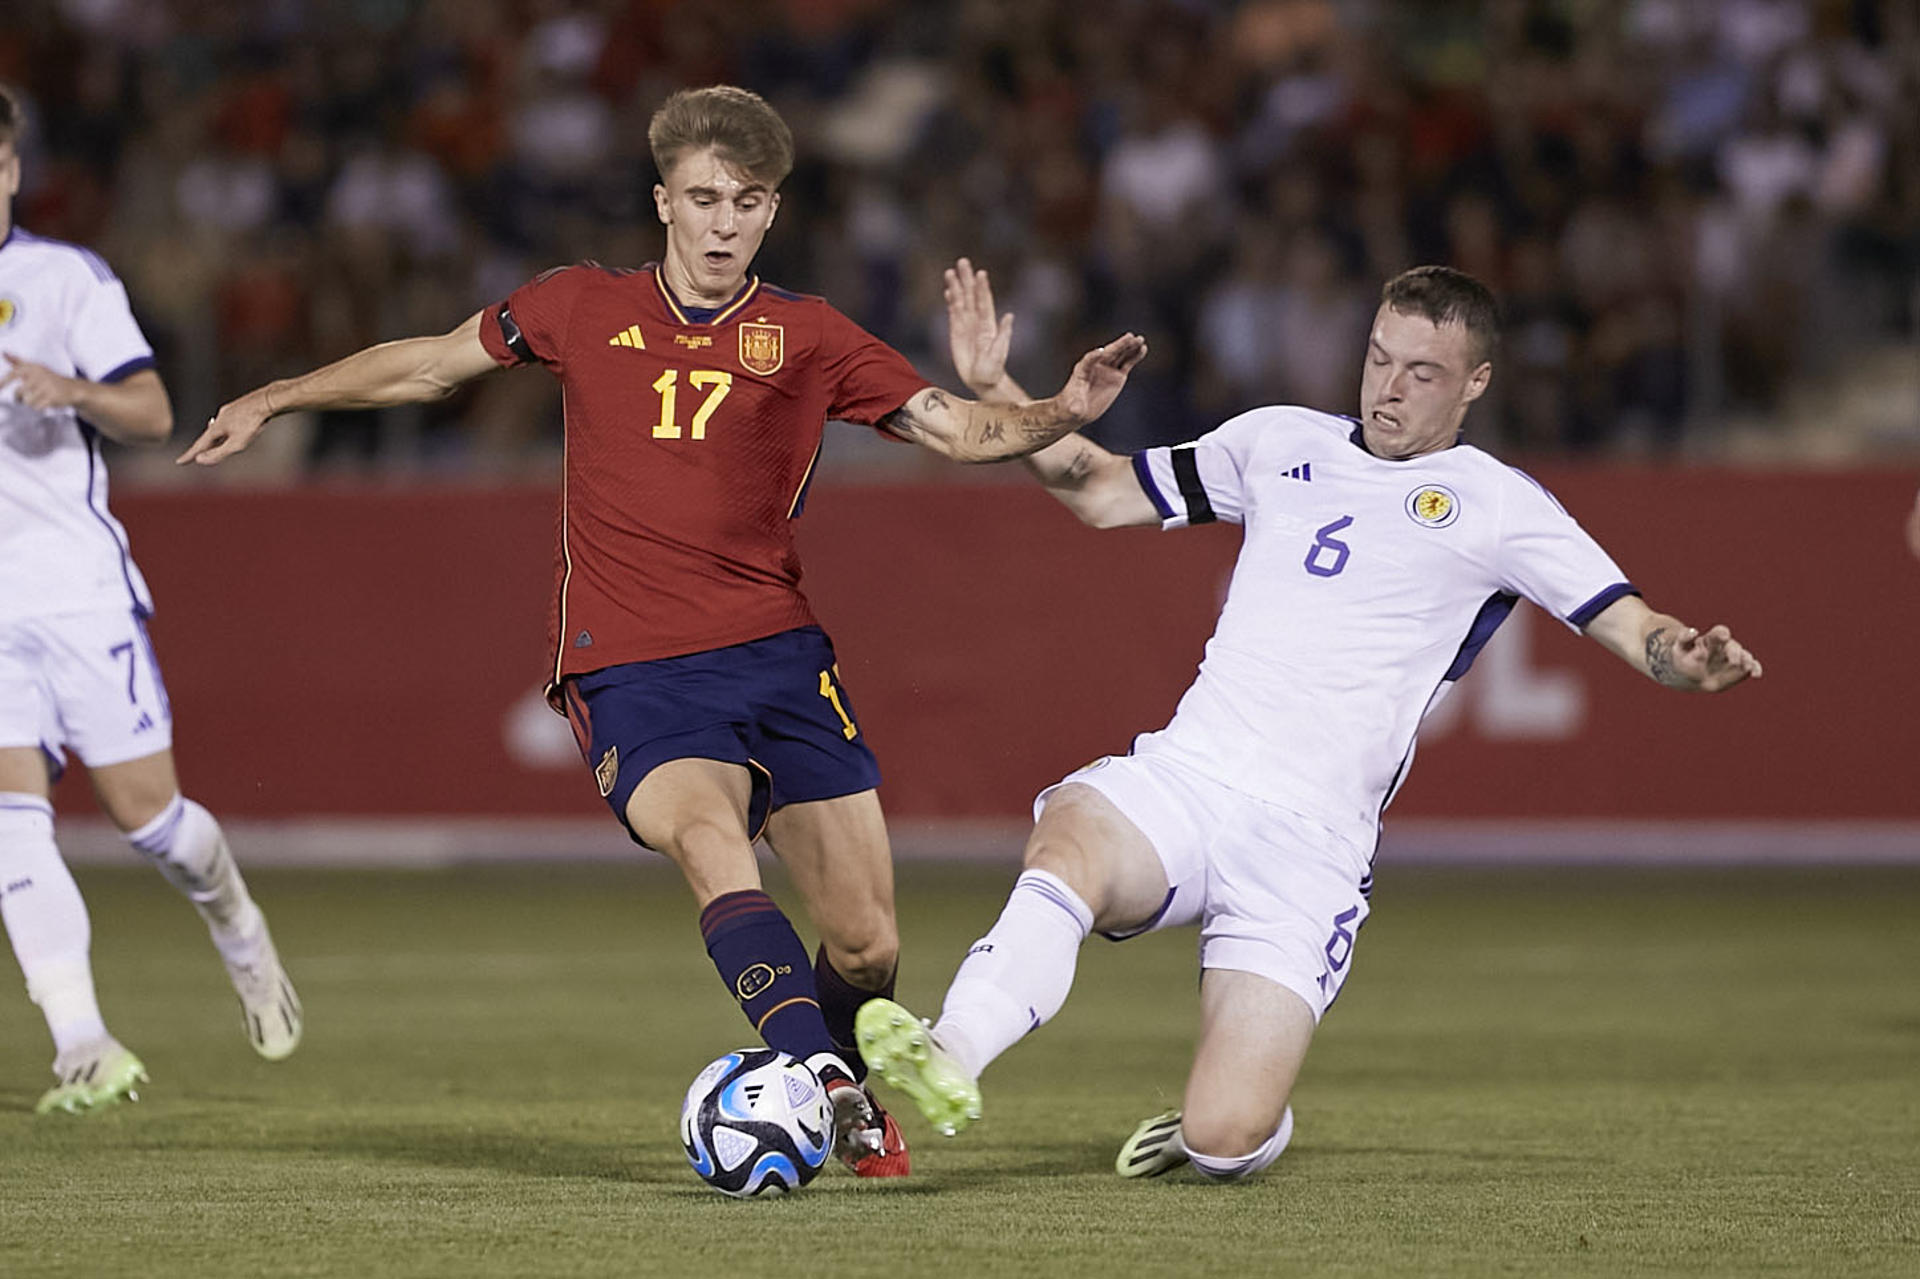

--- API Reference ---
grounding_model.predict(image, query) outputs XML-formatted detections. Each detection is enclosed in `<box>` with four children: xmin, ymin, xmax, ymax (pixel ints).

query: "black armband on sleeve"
<box><xmin>496</xmin><ymin>302</ymin><xmax>536</xmax><ymax>364</ymax></box>
<box><xmin>1170</xmin><ymin>447</ymin><xmax>1216</xmax><ymax>526</ymax></box>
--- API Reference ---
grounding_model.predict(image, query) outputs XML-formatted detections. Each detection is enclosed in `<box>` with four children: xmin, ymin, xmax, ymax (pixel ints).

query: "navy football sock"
<box><xmin>814</xmin><ymin>944</ymin><xmax>894</xmax><ymax>1082</ymax></box>
<box><xmin>699</xmin><ymin>890</ymin><xmax>837</xmax><ymax>1065</ymax></box>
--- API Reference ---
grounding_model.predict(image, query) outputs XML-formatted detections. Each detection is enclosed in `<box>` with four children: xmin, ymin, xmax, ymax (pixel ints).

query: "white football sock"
<box><xmin>126</xmin><ymin>795</ymin><xmax>264</xmax><ymax>962</ymax></box>
<box><xmin>932</xmin><ymin>868</ymin><xmax>1093</xmax><ymax>1080</ymax></box>
<box><xmin>0</xmin><ymin>794</ymin><xmax>110</xmax><ymax>1053</ymax></box>
<box><xmin>1187</xmin><ymin>1106</ymin><xmax>1294</xmax><ymax>1181</ymax></box>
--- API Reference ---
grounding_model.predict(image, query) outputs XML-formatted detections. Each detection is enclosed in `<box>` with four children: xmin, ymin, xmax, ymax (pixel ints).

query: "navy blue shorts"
<box><xmin>558</xmin><ymin>626</ymin><xmax>881</xmax><ymax>845</ymax></box>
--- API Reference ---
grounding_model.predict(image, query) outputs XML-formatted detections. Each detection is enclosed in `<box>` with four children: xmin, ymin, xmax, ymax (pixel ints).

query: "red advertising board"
<box><xmin>65</xmin><ymin>470</ymin><xmax>1919</xmax><ymax>824</ymax></box>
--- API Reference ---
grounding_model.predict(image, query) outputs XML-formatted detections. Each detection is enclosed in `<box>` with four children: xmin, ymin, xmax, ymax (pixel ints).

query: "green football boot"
<box><xmin>35</xmin><ymin>1039</ymin><xmax>148</xmax><ymax>1115</ymax></box>
<box><xmin>853</xmin><ymin>998</ymin><xmax>982</xmax><ymax>1137</ymax></box>
<box><xmin>1116</xmin><ymin>1110</ymin><xmax>1189</xmax><ymax>1177</ymax></box>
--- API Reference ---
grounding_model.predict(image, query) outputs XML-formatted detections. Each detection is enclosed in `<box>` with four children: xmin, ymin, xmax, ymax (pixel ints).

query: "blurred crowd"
<box><xmin>2</xmin><ymin>0</ymin><xmax>1914</xmax><ymax>476</ymax></box>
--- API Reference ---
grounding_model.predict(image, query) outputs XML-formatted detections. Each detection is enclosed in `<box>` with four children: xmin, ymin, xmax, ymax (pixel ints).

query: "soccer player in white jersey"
<box><xmin>0</xmin><ymin>87</ymin><xmax>301</xmax><ymax>1113</ymax></box>
<box><xmin>856</xmin><ymin>258</ymin><xmax>1763</xmax><ymax>1181</ymax></box>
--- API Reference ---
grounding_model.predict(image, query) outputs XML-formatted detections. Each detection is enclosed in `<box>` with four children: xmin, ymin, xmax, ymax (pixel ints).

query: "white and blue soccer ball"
<box><xmin>680</xmin><ymin>1049</ymin><xmax>832</xmax><ymax>1197</ymax></box>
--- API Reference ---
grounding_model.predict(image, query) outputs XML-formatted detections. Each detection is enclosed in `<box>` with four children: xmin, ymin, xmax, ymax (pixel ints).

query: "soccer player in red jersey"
<box><xmin>180</xmin><ymin>86</ymin><xmax>1145</xmax><ymax>1176</ymax></box>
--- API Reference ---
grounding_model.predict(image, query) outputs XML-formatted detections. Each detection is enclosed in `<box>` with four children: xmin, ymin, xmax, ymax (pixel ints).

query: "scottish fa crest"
<box><xmin>1405</xmin><ymin>484</ymin><xmax>1460</xmax><ymax>528</ymax></box>
<box><xmin>738</xmin><ymin>320</ymin><xmax>784</xmax><ymax>375</ymax></box>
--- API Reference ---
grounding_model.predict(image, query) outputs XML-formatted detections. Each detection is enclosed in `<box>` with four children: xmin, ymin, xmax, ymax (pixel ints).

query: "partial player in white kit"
<box><xmin>0</xmin><ymin>86</ymin><xmax>301</xmax><ymax>1114</ymax></box>
<box><xmin>856</xmin><ymin>259</ymin><xmax>1763</xmax><ymax>1180</ymax></box>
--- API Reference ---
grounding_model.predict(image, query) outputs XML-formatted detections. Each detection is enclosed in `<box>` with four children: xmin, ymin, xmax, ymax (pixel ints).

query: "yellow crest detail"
<box><xmin>0</xmin><ymin>297</ymin><xmax>17</xmax><ymax>329</ymax></box>
<box><xmin>738</xmin><ymin>321</ymin><xmax>784</xmax><ymax>376</ymax></box>
<box><xmin>594</xmin><ymin>746</ymin><xmax>619</xmax><ymax>797</ymax></box>
<box><xmin>1405</xmin><ymin>484</ymin><xmax>1461</xmax><ymax>528</ymax></box>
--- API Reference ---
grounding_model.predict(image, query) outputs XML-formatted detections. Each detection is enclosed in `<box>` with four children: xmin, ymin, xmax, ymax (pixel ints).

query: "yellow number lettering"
<box><xmin>818</xmin><ymin>669</ymin><xmax>857</xmax><ymax>740</ymax></box>
<box><xmin>651</xmin><ymin>368</ymin><xmax>732</xmax><ymax>441</ymax></box>
<box><xmin>688</xmin><ymin>370</ymin><xmax>732</xmax><ymax>440</ymax></box>
<box><xmin>652</xmin><ymin>370</ymin><xmax>680</xmax><ymax>438</ymax></box>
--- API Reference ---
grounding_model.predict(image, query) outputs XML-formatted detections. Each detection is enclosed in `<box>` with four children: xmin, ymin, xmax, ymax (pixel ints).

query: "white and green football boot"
<box><xmin>853</xmin><ymin>998</ymin><xmax>982</xmax><ymax>1137</ymax></box>
<box><xmin>1116</xmin><ymin>1110</ymin><xmax>1188</xmax><ymax>1177</ymax></box>
<box><xmin>35</xmin><ymin>1038</ymin><xmax>148</xmax><ymax>1116</ymax></box>
<box><xmin>223</xmin><ymin>921</ymin><xmax>303</xmax><ymax>1062</ymax></box>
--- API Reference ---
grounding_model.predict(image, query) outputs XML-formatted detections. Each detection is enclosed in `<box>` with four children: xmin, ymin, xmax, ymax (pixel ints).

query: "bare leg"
<box><xmin>763</xmin><ymin>788</ymin><xmax>898</xmax><ymax>989</ymax></box>
<box><xmin>1180</xmin><ymin>969</ymin><xmax>1315</xmax><ymax>1164</ymax></box>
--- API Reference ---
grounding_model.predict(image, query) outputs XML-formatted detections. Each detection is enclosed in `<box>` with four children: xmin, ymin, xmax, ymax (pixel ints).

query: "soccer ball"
<box><xmin>679</xmin><ymin>1049</ymin><xmax>832</xmax><ymax>1197</ymax></box>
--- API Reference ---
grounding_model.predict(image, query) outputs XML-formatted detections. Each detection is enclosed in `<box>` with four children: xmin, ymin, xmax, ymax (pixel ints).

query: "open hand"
<box><xmin>943</xmin><ymin>257</ymin><xmax>1013</xmax><ymax>396</ymax></box>
<box><xmin>1055</xmin><ymin>333</ymin><xmax>1148</xmax><ymax>426</ymax></box>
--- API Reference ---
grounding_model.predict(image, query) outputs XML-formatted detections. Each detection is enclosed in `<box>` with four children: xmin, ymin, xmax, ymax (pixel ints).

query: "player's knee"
<box><xmin>659</xmin><ymin>815</ymin><xmax>756</xmax><ymax>881</ymax></box>
<box><xmin>1020</xmin><ymin>830</ymin><xmax>1105</xmax><ymax>911</ymax></box>
<box><xmin>1179</xmin><ymin>1106</ymin><xmax>1282</xmax><ymax>1164</ymax></box>
<box><xmin>820</xmin><ymin>911</ymin><xmax>898</xmax><ymax>990</ymax></box>
<box><xmin>103</xmin><ymin>790</ymin><xmax>176</xmax><ymax>834</ymax></box>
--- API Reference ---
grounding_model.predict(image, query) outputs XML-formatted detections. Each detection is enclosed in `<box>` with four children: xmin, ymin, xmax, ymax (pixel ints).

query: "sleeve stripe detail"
<box><xmin>1567</xmin><ymin>582</ymin><xmax>1641</xmax><ymax>629</ymax></box>
<box><xmin>496</xmin><ymin>301</ymin><xmax>536</xmax><ymax>364</ymax></box>
<box><xmin>1131</xmin><ymin>452</ymin><xmax>1174</xmax><ymax>520</ymax></box>
<box><xmin>97</xmin><ymin>355</ymin><xmax>156</xmax><ymax>384</ymax></box>
<box><xmin>1170</xmin><ymin>446</ymin><xmax>1216</xmax><ymax>526</ymax></box>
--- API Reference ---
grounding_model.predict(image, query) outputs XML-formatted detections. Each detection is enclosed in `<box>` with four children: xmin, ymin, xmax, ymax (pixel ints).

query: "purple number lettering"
<box><xmin>1304</xmin><ymin>516</ymin><xmax>1353</xmax><ymax>578</ymax></box>
<box><xmin>108</xmin><ymin>641</ymin><xmax>137</xmax><ymax>703</ymax></box>
<box><xmin>1324</xmin><ymin>905</ymin><xmax>1360</xmax><ymax>972</ymax></box>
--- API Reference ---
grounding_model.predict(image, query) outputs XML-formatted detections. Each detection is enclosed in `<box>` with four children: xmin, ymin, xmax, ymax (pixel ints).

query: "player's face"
<box><xmin>1357</xmin><ymin>304</ymin><xmax>1491</xmax><ymax>460</ymax></box>
<box><xmin>653</xmin><ymin>147</ymin><xmax>779</xmax><ymax>306</ymax></box>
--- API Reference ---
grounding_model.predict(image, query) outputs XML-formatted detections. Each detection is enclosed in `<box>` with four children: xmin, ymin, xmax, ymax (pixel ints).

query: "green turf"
<box><xmin>1</xmin><ymin>863</ymin><xmax>1915</xmax><ymax>1278</ymax></box>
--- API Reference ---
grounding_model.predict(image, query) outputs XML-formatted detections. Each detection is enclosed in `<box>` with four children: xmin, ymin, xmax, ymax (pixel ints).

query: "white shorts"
<box><xmin>0</xmin><ymin>607</ymin><xmax>174</xmax><ymax>775</ymax></box>
<box><xmin>1036</xmin><ymin>749</ymin><xmax>1373</xmax><ymax>1022</ymax></box>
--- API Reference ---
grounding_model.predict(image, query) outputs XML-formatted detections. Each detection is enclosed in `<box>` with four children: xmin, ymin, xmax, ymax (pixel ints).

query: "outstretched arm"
<box><xmin>0</xmin><ymin>358</ymin><xmax>173</xmax><ymax>444</ymax></box>
<box><xmin>882</xmin><ymin>327</ymin><xmax>1146</xmax><ymax>465</ymax></box>
<box><xmin>1583</xmin><ymin>594</ymin><xmax>1762</xmax><ymax>692</ymax></box>
<box><xmin>938</xmin><ymin>257</ymin><xmax>1159</xmax><ymax>528</ymax></box>
<box><xmin>177</xmin><ymin>311</ymin><xmax>499</xmax><ymax>465</ymax></box>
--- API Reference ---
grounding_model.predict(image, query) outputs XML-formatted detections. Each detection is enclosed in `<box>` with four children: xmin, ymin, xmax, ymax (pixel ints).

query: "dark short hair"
<box><xmin>1381</xmin><ymin>266</ymin><xmax>1500</xmax><ymax>365</ymax></box>
<box><xmin>0</xmin><ymin>84</ymin><xmax>21</xmax><ymax>149</ymax></box>
<box><xmin>648</xmin><ymin>86</ymin><xmax>794</xmax><ymax>188</ymax></box>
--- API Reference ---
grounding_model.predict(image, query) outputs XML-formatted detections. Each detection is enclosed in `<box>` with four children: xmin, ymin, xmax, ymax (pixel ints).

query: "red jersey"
<box><xmin>477</xmin><ymin>263</ymin><xmax>928</xmax><ymax>689</ymax></box>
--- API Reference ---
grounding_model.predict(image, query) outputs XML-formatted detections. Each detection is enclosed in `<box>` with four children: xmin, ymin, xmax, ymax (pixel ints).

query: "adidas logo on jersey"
<box><xmin>608</xmin><ymin>324</ymin><xmax>645</xmax><ymax>349</ymax></box>
<box><xmin>1283</xmin><ymin>463</ymin><xmax>1313</xmax><ymax>481</ymax></box>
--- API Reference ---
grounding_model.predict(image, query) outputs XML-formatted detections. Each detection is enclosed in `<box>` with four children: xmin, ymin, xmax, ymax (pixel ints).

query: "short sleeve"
<box><xmin>816</xmin><ymin>305</ymin><xmax>927</xmax><ymax>428</ymax></box>
<box><xmin>1496</xmin><ymin>469</ymin><xmax>1639</xmax><ymax>630</ymax></box>
<box><xmin>479</xmin><ymin>266</ymin><xmax>590</xmax><ymax>371</ymax></box>
<box><xmin>68</xmin><ymin>270</ymin><xmax>154</xmax><ymax>384</ymax></box>
<box><xmin>1131</xmin><ymin>409</ymin><xmax>1270</xmax><ymax>529</ymax></box>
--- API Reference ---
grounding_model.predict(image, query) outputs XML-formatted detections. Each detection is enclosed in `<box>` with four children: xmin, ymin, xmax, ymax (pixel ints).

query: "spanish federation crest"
<box><xmin>0</xmin><ymin>296</ymin><xmax>19</xmax><ymax>330</ymax></box>
<box><xmin>1405</xmin><ymin>483</ymin><xmax>1460</xmax><ymax>528</ymax></box>
<box><xmin>738</xmin><ymin>320</ymin><xmax>784</xmax><ymax>375</ymax></box>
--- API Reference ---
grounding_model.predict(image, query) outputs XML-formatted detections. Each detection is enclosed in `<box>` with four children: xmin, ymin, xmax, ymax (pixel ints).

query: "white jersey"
<box><xmin>1130</xmin><ymin>405</ymin><xmax>1634</xmax><ymax>841</ymax></box>
<box><xmin>0</xmin><ymin>226</ymin><xmax>157</xmax><ymax>623</ymax></box>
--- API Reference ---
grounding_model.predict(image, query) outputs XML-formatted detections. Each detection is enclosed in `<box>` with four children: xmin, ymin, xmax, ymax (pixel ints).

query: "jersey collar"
<box><xmin>654</xmin><ymin>267</ymin><xmax>761</xmax><ymax>327</ymax></box>
<box><xmin>1346</xmin><ymin>418</ymin><xmax>1463</xmax><ymax>460</ymax></box>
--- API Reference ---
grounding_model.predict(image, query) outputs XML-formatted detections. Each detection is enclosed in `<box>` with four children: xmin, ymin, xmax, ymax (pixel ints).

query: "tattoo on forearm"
<box><xmin>975</xmin><ymin>419</ymin><xmax>1006</xmax><ymax>444</ymax></box>
<box><xmin>922</xmin><ymin>389</ymin><xmax>949</xmax><ymax>414</ymax></box>
<box><xmin>882</xmin><ymin>406</ymin><xmax>923</xmax><ymax>441</ymax></box>
<box><xmin>1645</xmin><ymin>626</ymin><xmax>1681</xmax><ymax>686</ymax></box>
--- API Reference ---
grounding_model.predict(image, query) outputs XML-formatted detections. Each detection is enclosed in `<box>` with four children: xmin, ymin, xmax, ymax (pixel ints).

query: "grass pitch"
<box><xmin>1</xmin><ymin>861</ymin><xmax>1915</xmax><ymax>1278</ymax></box>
